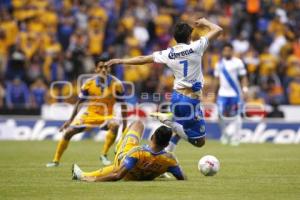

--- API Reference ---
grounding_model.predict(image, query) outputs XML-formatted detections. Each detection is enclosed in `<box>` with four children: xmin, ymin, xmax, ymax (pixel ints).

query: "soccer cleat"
<box><xmin>46</xmin><ymin>161</ymin><xmax>59</xmax><ymax>168</ymax></box>
<box><xmin>72</xmin><ymin>164</ymin><xmax>83</xmax><ymax>180</ymax></box>
<box><xmin>230</xmin><ymin>136</ymin><xmax>240</xmax><ymax>146</ymax></box>
<box><xmin>100</xmin><ymin>155</ymin><xmax>112</xmax><ymax>166</ymax></box>
<box><xmin>158</xmin><ymin>172</ymin><xmax>172</xmax><ymax>179</ymax></box>
<box><xmin>220</xmin><ymin>134</ymin><xmax>230</xmax><ymax>145</ymax></box>
<box><xmin>150</xmin><ymin>112</ymin><xmax>173</xmax><ymax>123</ymax></box>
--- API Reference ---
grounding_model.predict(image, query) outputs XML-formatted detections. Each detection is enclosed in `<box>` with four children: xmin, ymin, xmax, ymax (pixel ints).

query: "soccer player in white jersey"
<box><xmin>106</xmin><ymin>18</ymin><xmax>222</xmax><ymax>152</ymax></box>
<box><xmin>214</xmin><ymin>43</ymin><xmax>248</xmax><ymax>146</ymax></box>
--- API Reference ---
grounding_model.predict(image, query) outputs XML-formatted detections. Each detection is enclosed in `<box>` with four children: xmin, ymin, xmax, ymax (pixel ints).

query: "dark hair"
<box><xmin>223</xmin><ymin>42</ymin><xmax>233</xmax><ymax>49</ymax></box>
<box><xmin>94</xmin><ymin>54</ymin><xmax>110</xmax><ymax>65</ymax></box>
<box><xmin>173</xmin><ymin>22</ymin><xmax>193</xmax><ymax>44</ymax></box>
<box><xmin>152</xmin><ymin>125</ymin><xmax>172</xmax><ymax>147</ymax></box>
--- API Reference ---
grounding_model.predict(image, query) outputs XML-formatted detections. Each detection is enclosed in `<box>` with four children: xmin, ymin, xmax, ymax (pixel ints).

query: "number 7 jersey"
<box><xmin>152</xmin><ymin>37</ymin><xmax>209</xmax><ymax>91</ymax></box>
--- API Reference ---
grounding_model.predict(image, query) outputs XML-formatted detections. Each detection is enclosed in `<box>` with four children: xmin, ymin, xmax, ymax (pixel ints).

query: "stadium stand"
<box><xmin>0</xmin><ymin>0</ymin><xmax>299</xmax><ymax>116</ymax></box>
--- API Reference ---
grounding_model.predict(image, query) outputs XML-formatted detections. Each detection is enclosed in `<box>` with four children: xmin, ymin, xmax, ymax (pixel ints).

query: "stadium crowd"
<box><xmin>0</xmin><ymin>0</ymin><xmax>300</xmax><ymax>111</ymax></box>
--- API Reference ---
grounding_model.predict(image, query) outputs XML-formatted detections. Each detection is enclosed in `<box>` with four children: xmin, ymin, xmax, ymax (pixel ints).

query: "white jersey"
<box><xmin>214</xmin><ymin>57</ymin><xmax>246</xmax><ymax>97</ymax></box>
<box><xmin>152</xmin><ymin>37</ymin><xmax>209</xmax><ymax>90</ymax></box>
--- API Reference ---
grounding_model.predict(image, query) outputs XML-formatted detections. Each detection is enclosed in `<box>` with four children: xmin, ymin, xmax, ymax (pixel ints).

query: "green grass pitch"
<box><xmin>1</xmin><ymin>140</ymin><xmax>299</xmax><ymax>200</ymax></box>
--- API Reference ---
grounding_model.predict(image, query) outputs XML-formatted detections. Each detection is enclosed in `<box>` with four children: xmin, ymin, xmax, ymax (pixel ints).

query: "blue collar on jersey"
<box><xmin>142</xmin><ymin>145</ymin><xmax>166</xmax><ymax>155</ymax></box>
<box><xmin>95</xmin><ymin>75</ymin><xmax>113</xmax><ymax>89</ymax></box>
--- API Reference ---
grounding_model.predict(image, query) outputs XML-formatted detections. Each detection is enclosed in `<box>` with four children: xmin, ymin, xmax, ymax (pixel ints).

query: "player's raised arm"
<box><xmin>194</xmin><ymin>18</ymin><xmax>223</xmax><ymax>42</ymax></box>
<box><xmin>105</xmin><ymin>55</ymin><xmax>154</xmax><ymax>67</ymax></box>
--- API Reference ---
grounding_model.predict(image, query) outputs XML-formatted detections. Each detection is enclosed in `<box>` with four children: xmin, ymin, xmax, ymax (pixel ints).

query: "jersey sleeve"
<box><xmin>121</xmin><ymin>147</ymin><xmax>140</xmax><ymax>170</ymax></box>
<box><xmin>191</xmin><ymin>36</ymin><xmax>209</xmax><ymax>55</ymax></box>
<box><xmin>214</xmin><ymin>62</ymin><xmax>220</xmax><ymax>77</ymax></box>
<box><xmin>152</xmin><ymin>49</ymin><xmax>169</xmax><ymax>64</ymax></box>
<box><xmin>167</xmin><ymin>165</ymin><xmax>184</xmax><ymax>178</ymax></box>
<box><xmin>166</xmin><ymin>153</ymin><xmax>184</xmax><ymax>179</ymax></box>
<box><xmin>78</xmin><ymin>79</ymin><xmax>92</xmax><ymax>99</ymax></box>
<box><xmin>123</xmin><ymin>156</ymin><xmax>138</xmax><ymax>170</ymax></box>
<box><xmin>237</xmin><ymin>59</ymin><xmax>247</xmax><ymax>76</ymax></box>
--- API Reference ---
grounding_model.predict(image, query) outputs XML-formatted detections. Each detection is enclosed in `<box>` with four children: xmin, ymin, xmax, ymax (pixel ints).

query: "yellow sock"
<box><xmin>53</xmin><ymin>139</ymin><xmax>69</xmax><ymax>162</ymax></box>
<box><xmin>102</xmin><ymin>130</ymin><xmax>117</xmax><ymax>155</ymax></box>
<box><xmin>83</xmin><ymin>165</ymin><xmax>114</xmax><ymax>177</ymax></box>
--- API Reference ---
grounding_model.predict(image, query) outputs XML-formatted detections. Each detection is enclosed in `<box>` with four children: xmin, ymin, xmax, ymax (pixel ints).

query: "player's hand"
<box><xmin>59</xmin><ymin>120</ymin><xmax>71</xmax><ymax>132</ymax></box>
<box><xmin>105</xmin><ymin>59</ymin><xmax>122</xmax><ymax>67</ymax></box>
<box><xmin>242</xmin><ymin>86</ymin><xmax>249</xmax><ymax>101</ymax></box>
<box><xmin>194</xmin><ymin>18</ymin><xmax>209</xmax><ymax>26</ymax></box>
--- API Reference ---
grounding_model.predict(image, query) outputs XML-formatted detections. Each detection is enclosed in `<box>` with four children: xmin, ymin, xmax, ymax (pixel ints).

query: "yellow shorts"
<box><xmin>113</xmin><ymin>129</ymin><xmax>141</xmax><ymax>167</ymax></box>
<box><xmin>70</xmin><ymin>111</ymin><xmax>114</xmax><ymax>128</ymax></box>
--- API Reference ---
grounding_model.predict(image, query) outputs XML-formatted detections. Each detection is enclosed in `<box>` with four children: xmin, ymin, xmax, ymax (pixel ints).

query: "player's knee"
<box><xmin>130</xmin><ymin>120</ymin><xmax>144</xmax><ymax>133</ymax></box>
<box><xmin>108</xmin><ymin>123</ymin><xmax>119</xmax><ymax>134</ymax></box>
<box><xmin>192</xmin><ymin>138</ymin><xmax>205</xmax><ymax>147</ymax></box>
<box><xmin>63</xmin><ymin>128</ymin><xmax>78</xmax><ymax>140</ymax></box>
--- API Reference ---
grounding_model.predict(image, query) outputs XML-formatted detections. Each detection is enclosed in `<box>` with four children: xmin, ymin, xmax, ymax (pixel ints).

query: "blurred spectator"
<box><xmin>30</xmin><ymin>78</ymin><xmax>47</xmax><ymax>108</ymax></box>
<box><xmin>5</xmin><ymin>77</ymin><xmax>30</xmax><ymax>109</ymax></box>
<box><xmin>243</xmin><ymin>47</ymin><xmax>260</xmax><ymax>85</ymax></box>
<box><xmin>288</xmin><ymin>70</ymin><xmax>300</xmax><ymax>105</ymax></box>
<box><xmin>0</xmin><ymin>0</ymin><xmax>299</xmax><ymax>111</ymax></box>
<box><xmin>232</xmin><ymin>33</ymin><xmax>250</xmax><ymax>55</ymax></box>
<box><xmin>5</xmin><ymin>42</ymin><xmax>27</xmax><ymax>80</ymax></box>
<box><xmin>247</xmin><ymin>87</ymin><xmax>265</xmax><ymax>105</ymax></box>
<box><xmin>57</xmin><ymin>10</ymin><xmax>75</xmax><ymax>50</ymax></box>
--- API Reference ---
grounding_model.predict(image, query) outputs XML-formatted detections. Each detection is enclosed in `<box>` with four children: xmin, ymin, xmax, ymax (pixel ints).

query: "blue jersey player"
<box><xmin>106</xmin><ymin>18</ymin><xmax>222</xmax><ymax>152</ymax></box>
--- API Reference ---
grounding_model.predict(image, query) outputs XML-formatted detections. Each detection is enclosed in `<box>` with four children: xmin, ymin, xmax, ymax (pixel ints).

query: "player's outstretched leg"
<box><xmin>73</xmin><ymin>120</ymin><xmax>144</xmax><ymax>181</ymax></box>
<box><xmin>150</xmin><ymin>112</ymin><xmax>206</xmax><ymax>149</ymax></box>
<box><xmin>46</xmin><ymin>127</ymin><xmax>84</xmax><ymax>167</ymax></box>
<box><xmin>150</xmin><ymin>112</ymin><xmax>188</xmax><ymax>140</ymax></box>
<box><xmin>100</xmin><ymin>122</ymin><xmax>119</xmax><ymax>166</ymax></box>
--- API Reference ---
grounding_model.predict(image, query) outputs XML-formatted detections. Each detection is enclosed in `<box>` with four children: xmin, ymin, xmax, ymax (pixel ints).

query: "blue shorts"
<box><xmin>170</xmin><ymin>91</ymin><xmax>206</xmax><ymax>139</ymax></box>
<box><xmin>217</xmin><ymin>96</ymin><xmax>241</xmax><ymax>117</ymax></box>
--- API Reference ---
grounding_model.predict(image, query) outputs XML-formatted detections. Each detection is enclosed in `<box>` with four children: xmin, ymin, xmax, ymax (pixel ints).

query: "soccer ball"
<box><xmin>198</xmin><ymin>155</ymin><xmax>220</xmax><ymax>176</ymax></box>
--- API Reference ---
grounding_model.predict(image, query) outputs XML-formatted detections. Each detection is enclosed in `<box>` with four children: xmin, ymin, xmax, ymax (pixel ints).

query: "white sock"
<box><xmin>163</xmin><ymin>120</ymin><xmax>188</xmax><ymax>141</ymax></box>
<box><xmin>166</xmin><ymin>142</ymin><xmax>177</xmax><ymax>152</ymax></box>
<box><xmin>231</xmin><ymin>116</ymin><xmax>242</xmax><ymax>142</ymax></box>
<box><xmin>219</xmin><ymin>117</ymin><xmax>230</xmax><ymax>137</ymax></box>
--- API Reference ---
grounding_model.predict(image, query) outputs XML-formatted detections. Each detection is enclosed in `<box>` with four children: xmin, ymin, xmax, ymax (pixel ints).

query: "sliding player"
<box><xmin>72</xmin><ymin>120</ymin><xmax>185</xmax><ymax>181</ymax></box>
<box><xmin>214</xmin><ymin>43</ymin><xmax>248</xmax><ymax>145</ymax></box>
<box><xmin>105</xmin><ymin>18</ymin><xmax>222</xmax><ymax>152</ymax></box>
<box><xmin>46</xmin><ymin>61</ymin><xmax>127</xmax><ymax>167</ymax></box>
